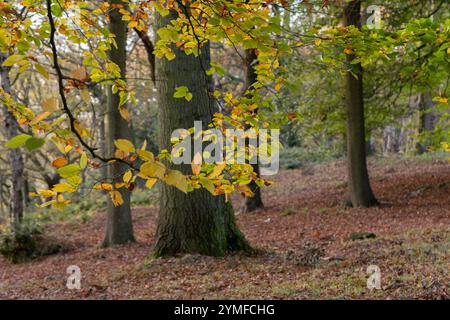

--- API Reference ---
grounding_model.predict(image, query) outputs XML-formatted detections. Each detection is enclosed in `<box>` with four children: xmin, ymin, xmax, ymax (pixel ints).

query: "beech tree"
<box><xmin>0</xmin><ymin>52</ymin><xmax>24</xmax><ymax>227</ymax></box>
<box><xmin>153</xmin><ymin>10</ymin><xmax>250</xmax><ymax>256</ymax></box>
<box><xmin>243</xmin><ymin>48</ymin><xmax>263</xmax><ymax>213</ymax></box>
<box><xmin>343</xmin><ymin>0</ymin><xmax>378</xmax><ymax>207</ymax></box>
<box><xmin>103</xmin><ymin>0</ymin><xmax>135</xmax><ymax>246</ymax></box>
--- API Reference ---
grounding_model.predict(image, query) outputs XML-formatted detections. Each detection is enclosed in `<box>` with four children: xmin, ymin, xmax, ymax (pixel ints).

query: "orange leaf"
<box><xmin>52</xmin><ymin>157</ymin><xmax>69</xmax><ymax>168</ymax></box>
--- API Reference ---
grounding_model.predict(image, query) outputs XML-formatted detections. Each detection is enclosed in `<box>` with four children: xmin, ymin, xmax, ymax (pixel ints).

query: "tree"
<box><xmin>0</xmin><ymin>52</ymin><xmax>24</xmax><ymax>227</ymax></box>
<box><xmin>343</xmin><ymin>0</ymin><xmax>378</xmax><ymax>207</ymax></box>
<box><xmin>103</xmin><ymin>0</ymin><xmax>135</xmax><ymax>246</ymax></box>
<box><xmin>243</xmin><ymin>48</ymin><xmax>263</xmax><ymax>213</ymax></box>
<box><xmin>153</xmin><ymin>10</ymin><xmax>250</xmax><ymax>257</ymax></box>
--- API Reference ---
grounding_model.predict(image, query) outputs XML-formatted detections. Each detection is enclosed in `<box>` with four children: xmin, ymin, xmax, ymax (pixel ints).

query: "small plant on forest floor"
<box><xmin>0</xmin><ymin>221</ymin><xmax>64</xmax><ymax>263</ymax></box>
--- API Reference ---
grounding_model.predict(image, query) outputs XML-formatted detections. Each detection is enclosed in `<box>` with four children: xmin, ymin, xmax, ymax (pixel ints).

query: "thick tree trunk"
<box><xmin>242</xmin><ymin>49</ymin><xmax>263</xmax><ymax>213</ymax></box>
<box><xmin>153</xmin><ymin>11</ymin><xmax>250</xmax><ymax>257</ymax></box>
<box><xmin>0</xmin><ymin>53</ymin><xmax>24</xmax><ymax>227</ymax></box>
<box><xmin>344</xmin><ymin>1</ymin><xmax>378</xmax><ymax>207</ymax></box>
<box><xmin>103</xmin><ymin>0</ymin><xmax>135</xmax><ymax>246</ymax></box>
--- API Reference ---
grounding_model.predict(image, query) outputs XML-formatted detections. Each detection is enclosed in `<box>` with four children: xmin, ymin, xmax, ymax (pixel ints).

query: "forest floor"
<box><xmin>0</xmin><ymin>157</ymin><xmax>449</xmax><ymax>299</ymax></box>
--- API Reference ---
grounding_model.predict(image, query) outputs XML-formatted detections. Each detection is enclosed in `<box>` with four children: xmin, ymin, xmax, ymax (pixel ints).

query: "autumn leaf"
<box><xmin>109</xmin><ymin>190</ymin><xmax>124</xmax><ymax>206</ymax></box>
<box><xmin>57</xmin><ymin>164</ymin><xmax>81</xmax><ymax>178</ymax></box>
<box><xmin>94</xmin><ymin>183</ymin><xmax>113</xmax><ymax>191</ymax></box>
<box><xmin>123</xmin><ymin>170</ymin><xmax>132</xmax><ymax>183</ymax></box>
<box><xmin>208</xmin><ymin>162</ymin><xmax>226</xmax><ymax>179</ymax></box>
<box><xmin>52</xmin><ymin>157</ymin><xmax>69</xmax><ymax>168</ymax></box>
<box><xmin>191</xmin><ymin>152</ymin><xmax>202</xmax><ymax>175</ymax></box>
<box><xmin>145</xmin><ymin>178</ymin><xmax>158</xmax><ymax>189</ymax></box>
<box><xmin>42</xmin><ymin>97</ymin><xmax>59</xmax><ymax>112</ymax></box>
<box><xmin>114</xmin><ymin>139</ymin><xmax>135</xmax><ymax>153</ymax></box>
<box><xmin>139</xmin><ymin>161</ymin><xmax>166</xmax><ymax>179</ymax></box>
<box><xmin>164</xmin><ymin>170</ymin><xmax>188</xmax><ymax>193</ymax></box>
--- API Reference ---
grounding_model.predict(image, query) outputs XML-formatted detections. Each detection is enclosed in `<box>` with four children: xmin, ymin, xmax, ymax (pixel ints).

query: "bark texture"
<box><xmin>243</xmin><ymin>49</ymin><xmax>263</xmax><ymax>213</ymax></box>
<box><xmin>0</xmin><ymin>53</ymin><xmax>24</xmax><ymax>227</ymax></box>
<box><xmin>344</xmin><ymin>1</ymin><xmax>378</xmax><ymax>207</ymax></box>
<box><xmin>103</xmin><ymin>0</ymin><xmax>135</xmax><ymax>246</ymax></box>
<box><xmin>416</xmin><ymin>93</ymin><xmax>438</xmax><ymax>154</ymax></box>
<box><xmin>153</xmin><ymin>11</ymin><xmax>250</xmax><ymax>257</ymax></box>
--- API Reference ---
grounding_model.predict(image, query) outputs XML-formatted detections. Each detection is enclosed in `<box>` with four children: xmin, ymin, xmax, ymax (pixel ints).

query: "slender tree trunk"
<box><xmin>0</xmin><ymin>53</ymin><xmax>24</xmax><ymax>227</ymax></box>
<box><xmin>103</xmin><ymin>0</ymin><xmax>135</xmax><ymax>246</ymax></box>
<box><xmin>344</xmin><ymin>1</ymin><xmax>378</xmax><ymax>207</ymax></box>
<box><xmin>153</xmin><ymin>10</ymin><xmax>250</xmax><ymax>257</ymax></box>
<box><xmin>243</xmin><ymin>49</ymin><xmax>263</xmax><ymax>213</ymax></box>
<box><xmin>416</xmin><ymin>93</ymin><xmax>437</xmax><ymax>154</ymax></box>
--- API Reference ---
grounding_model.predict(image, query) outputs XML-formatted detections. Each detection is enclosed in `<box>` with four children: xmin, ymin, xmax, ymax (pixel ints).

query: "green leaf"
<box><xmin>57</xmin><ymin>164</ymin><xmax>81</xmax><ymax>179</ymax></box>
<box><xmin>2</xmin><ymin>54</ymin><xmax>26</xmax><ymax>67</ymax></box>
<box><xmin>25</xmin><ymin>137</ymin><xmax>45</xmax><ymax>151</ymax></box>
<box><xmin>80</xmin><ymin>152</ymin><xmax>88</xmax><ymax>169</ymax></box>
<box><xmin>173</xmin><ymin>86</ymin><xmax>192</xmax><ymax>101</ymax></box>
<box><xmin>5</xmin><ymin>134</ymin><xmax>32</xmax><ymax>149</ymax></box>
<box><xmin>35</xmin><ymin>63</ymin><xmax>49</xmax><ymax>79</ymax></box>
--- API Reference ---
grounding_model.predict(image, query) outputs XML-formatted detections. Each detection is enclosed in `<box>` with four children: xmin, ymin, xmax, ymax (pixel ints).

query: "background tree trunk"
<box><xmin>243</xmin><ymin>48</ymin><xmax>263</xmax><ymax>213</ymax></box>
<box><xmin>344</xmin><ymin>0</ymin><xmax>378</xmax><ymax>207</ymax></box>
<box><xmin>0</xmin><ymin>53</ymin><xmax>24</xmax><ymax>227</ymax></box>
<box><xmin>153</xmin><ymin>10</ymin><xmax>250</xmax><ymax>257</ymax></box>
<box><xmin>416</xmin><ymin>92</ymin><xmax>438</xmax><ymax>154</ymax></box>
<box><xmin>103</xmin><ymin>0</ymin><xmax>135</xmax><ymax>246</ymax></box>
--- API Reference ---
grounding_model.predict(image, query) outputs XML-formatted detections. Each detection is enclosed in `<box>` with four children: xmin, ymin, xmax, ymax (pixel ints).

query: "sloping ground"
<box><xmin>0</xmin><ymin>157</ymin><xmax>449</xmax><ymax>299</ymax></box>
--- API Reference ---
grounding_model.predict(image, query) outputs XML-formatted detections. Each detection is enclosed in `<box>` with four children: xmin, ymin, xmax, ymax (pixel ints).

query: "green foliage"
<box><xmin>0</xmin><ymin>221</ymin><xmax>62</xmax><ymax>263</ymax></box>
<box><xmin>280</xmin><ymin>146</ymin><xmax>344</xmax><ymax>170</ymax></box>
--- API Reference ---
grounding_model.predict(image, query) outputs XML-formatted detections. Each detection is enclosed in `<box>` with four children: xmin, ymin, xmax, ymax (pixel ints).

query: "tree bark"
<box><xmin>0</xmin><ymin>53</ymin><xmax>24</xmax><ymax>227</ymax></box>
<box><xmin>103</xmin><ymin>0</ymin><xmax>135</xmax><ymax>246</ymax></box>
<box><xmin>243</xmin><ymin>49</ymin><xmax>263</xmax><ymax>213</ymax></box>
<box><xmin>416</xmin><ymin>93</ymin><xmax>438</xmax><ymax>154</ymax></box>
<box><xmin>153</xmin><ymin>10</ymin><xmax>250</xmax><ymax>257</ymax></box>
<box><xmin>344</xmin><ymin>1</ymin><xmax>378</xmax><ymax>207</ymax></box>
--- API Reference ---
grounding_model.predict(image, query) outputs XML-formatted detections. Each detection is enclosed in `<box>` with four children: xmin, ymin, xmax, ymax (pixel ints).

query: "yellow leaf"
<box><xmin>145</xmin><ymin>178</ymin><xmax>157</xmax><ymax>189</ymax></box>
<box><xmin>136</xmin><ymin>149</ymin><xmax>154</xmax><ymax>161</ymax></box>
<box><xmin>52</xmin><ymin>157</ymin><xmax>68</xmax><ymax>168</ymax></box>
<box><xmin>114</xmin><ymin>139</ymin><xmax>135</xmax><ymax>153</ymax></box>
<box><xmin>119</xmin><ymin>106</ymin><xmax>130</xmax><ymax>121</ymax></box>
<box><xmin>38</xmin><ymin>189</ymin><xmax>56</xmax><ymax>198</ymax></box>
<box><xmin>123</xmin><ymin>170</ymin><xmax>132</xmax><ymax>183</ymax></box>
<box><xmin>208</xmin><ymin>162</ymin><xmax>226</xmax><ymax>179</ymax></box>
<box><xmin>52</xmin><ymin>183</ymin><xmax>76</xmax><ymax>193</ymax></box>
<box><xmin>141</xmin><ymin>139</ymin><xmax>147</xmax><ymax>150</ymax></box>
<box><xmin>64</xmin><ymin>145</ymin><xmax>73</xmax><ymax>153</ymax></box>
<box><xmin>42</xmin><ymin>97</ymin><xmax>59</xmax><ymax>112</ymax></box>
<box><xmin>94</xmin><ymin>183</ymin><xmax>113</xmax><ymax>191</ymax></box>
<box><xmin>30</xmin><ymin>111</ymin><xmax>51</xmax><ymax>125</ymax></box>
<box><xmin>139</xmin><ymin>161</ymin><xmax>165</xmax><ymax>179</ymax></box>
<box><xmin>274</xmin><ymin>83</ymin><xmax>282</xmax><ymax>91</ymax></box>
<box><xmin>164</xmin><ymin>170</ymin><xmax>188</xmax><ymax>193</ymax></box>
<box><xmin>115</xmin><ymin>182</ymin><xmax>127</xmax><ymax>189</ymax></box>
<box><xmin>109</xmin><ymin>190</ymin><xmax>124</xmax><ymax>206</ymax></box>
<box><xmin>191</xmin><ymin>152</ymin><xmax>202</xmax><ymax>175</ymax></box>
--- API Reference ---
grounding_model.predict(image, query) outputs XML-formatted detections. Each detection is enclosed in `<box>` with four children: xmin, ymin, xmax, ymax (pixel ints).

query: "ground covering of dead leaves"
<box><xmin>0</xmin><ymin>157</ymin><xmax>449</xmax><ymax>299</ymax></box>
